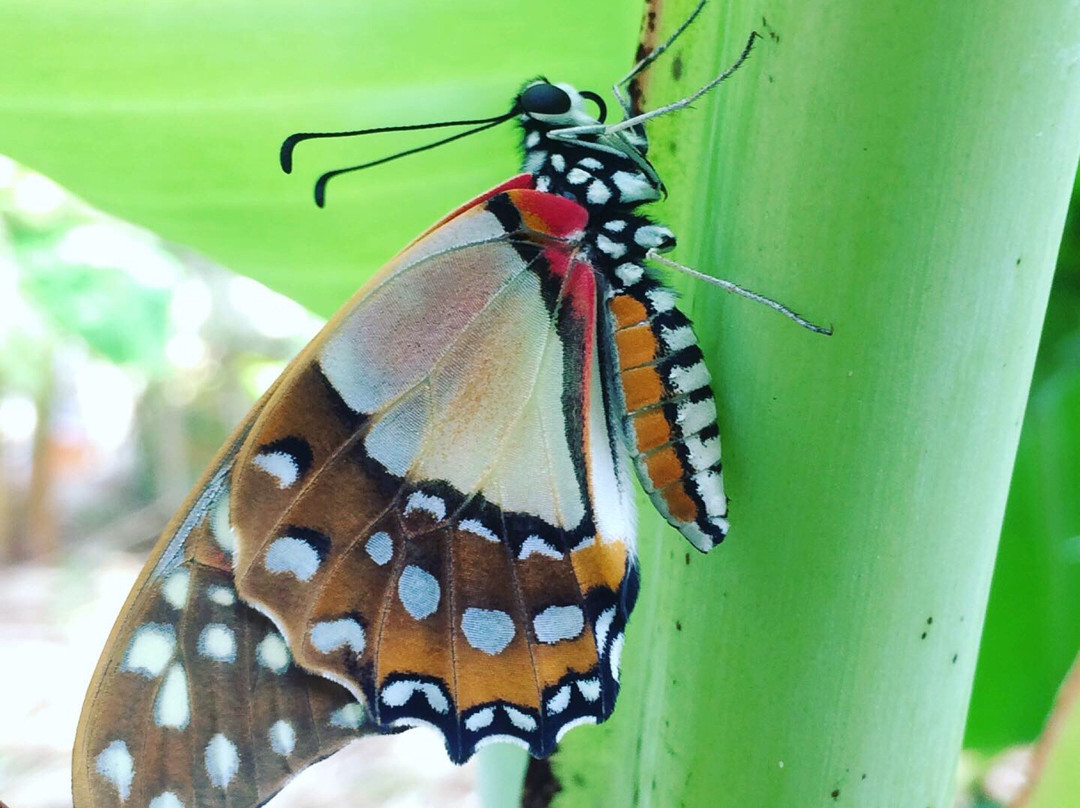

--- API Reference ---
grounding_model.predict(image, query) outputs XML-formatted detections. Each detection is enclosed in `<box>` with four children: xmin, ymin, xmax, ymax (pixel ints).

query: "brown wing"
<box><xmin>72</xmin><ymin>405</ymin><xmax>375</xmax><ymax>808</ymax></box>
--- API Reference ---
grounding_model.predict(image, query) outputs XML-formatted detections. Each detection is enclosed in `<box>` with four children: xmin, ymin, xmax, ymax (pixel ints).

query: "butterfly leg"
<box><xmin>612</xmin><ymin>0</ymin><xmax>709</xmax><ymax>116</ymax></box>
<box><xmin>646</xmin><ymin>250</ymin><xmax>832</xmax><ymax>335</ymax></box>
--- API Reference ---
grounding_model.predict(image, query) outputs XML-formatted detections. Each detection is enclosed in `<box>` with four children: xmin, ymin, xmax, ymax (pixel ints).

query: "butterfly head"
<box><xmin>516</xmin><ymin>80</ymin><xmax>663</xmax><ymax>207</ymax></box>
<box><xmin>517</xmin><ymin>81</ymin><xmax>609</xmax><ymax>129</ymax></box>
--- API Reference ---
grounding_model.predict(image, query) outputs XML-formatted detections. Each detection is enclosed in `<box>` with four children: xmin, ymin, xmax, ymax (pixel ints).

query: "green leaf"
<box><xmin>0</xmin><ymin>0</ymin><xmax>640</xmax><ymax>314</ymax></box>
<box><xmin>546</xmin><ymin>0</ymin><xmax>1080</xmax><ymax>805</ymax></box>
<box><xmin>968</xmin><ymin>199</ymin><xmax>1080</xmax><ymax>748</ymax></box>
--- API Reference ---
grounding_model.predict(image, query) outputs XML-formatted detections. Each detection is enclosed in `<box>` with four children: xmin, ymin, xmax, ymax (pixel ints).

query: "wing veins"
<box><xmin>233</xmin><ymin>238</ymin><xmax>541</xmax><ymax>586</ymax></box>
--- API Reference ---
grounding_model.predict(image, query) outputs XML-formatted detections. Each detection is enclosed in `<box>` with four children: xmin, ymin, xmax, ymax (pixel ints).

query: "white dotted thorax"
<box><xmin>517</xmin><ymin>81</ymin><xmax>677</xmax><ymax>294</ymax></box>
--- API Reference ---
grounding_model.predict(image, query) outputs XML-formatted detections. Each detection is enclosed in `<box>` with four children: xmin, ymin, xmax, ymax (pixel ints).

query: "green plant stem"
<box><xmin>545</xmin><ymin>1</ymin><xmax>1080</xmax><ymax>806</ymax></box>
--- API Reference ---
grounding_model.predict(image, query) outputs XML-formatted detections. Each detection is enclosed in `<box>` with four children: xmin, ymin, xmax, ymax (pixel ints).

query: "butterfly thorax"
<box><xmin>516</xmin><ymin>84</ymin><xmax>679</xmax><ymax>296</ymax></box>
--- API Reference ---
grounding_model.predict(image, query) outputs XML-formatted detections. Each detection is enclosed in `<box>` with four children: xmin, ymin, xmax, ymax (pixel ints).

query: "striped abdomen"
<box><xmin>605</xmin><ymin>282</ymin><xmax>728</xmax><ymax>552</ymax></box>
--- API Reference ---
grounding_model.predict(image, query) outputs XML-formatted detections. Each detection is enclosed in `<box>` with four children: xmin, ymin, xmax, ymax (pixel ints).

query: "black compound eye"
<box><xmin>519</xmin><ymin>83</ymin><xmax>572</xmax><ymax>116</ymax></box>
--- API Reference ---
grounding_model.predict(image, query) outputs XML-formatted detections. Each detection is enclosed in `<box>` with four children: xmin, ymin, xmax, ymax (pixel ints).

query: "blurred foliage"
<box><xmin>0</xmin><ymin>0</ymin><xmax>1077</xmax><ymax>802</ymax></box>
<box><xmin>969</xmin><ymin>186</ymin><xmax>1080</xmax><ymax>748</ymax></box>
<box><xmin>20</xmin><ymin>264</ymin><xmax>169</xmax><ymax>370</ymax></box>
<box><xmin>0</xmin><ymin>0</ymin><xmax>640</xmax><ymax>314</ymax></box>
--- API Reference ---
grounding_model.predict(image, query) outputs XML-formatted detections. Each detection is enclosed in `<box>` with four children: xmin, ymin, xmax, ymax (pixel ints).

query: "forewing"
<box><xmin>73</xmin><ymin>412</ymin><xmax>374</xmax><ymax>808</ymax></box>
<box><xmin>229</xmin><ymin>186</ymin><xmax>640</xmax><ymax>762</ymax></box>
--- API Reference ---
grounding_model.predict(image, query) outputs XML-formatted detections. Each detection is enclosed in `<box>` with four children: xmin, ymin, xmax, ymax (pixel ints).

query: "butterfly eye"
<box><xmin>520</xmin><ymin>83</ymin><xmax>572</xmax><ymax>116</ymax></box>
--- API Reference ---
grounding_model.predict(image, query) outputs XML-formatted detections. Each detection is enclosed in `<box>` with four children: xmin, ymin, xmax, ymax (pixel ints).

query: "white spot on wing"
<box><xmin>550</xmin><ymin>153</ymin><xmax>565</xmax><ymax>172</ymax></box>
<box><xmin>381</xmin><ymin>679</ymin><xmax>450</xmax><ymax>714</ymax></box>
<box><xmin>149</xmin><ymin>792</ymin><xmax>185</xmax><ymax>808</ymax></box>
<box><xmin>204</xmin><ymin>733</ymin><xmax>240</xmax><ymax>789</ymax></box>
<box><xmin>256</xmin><ymin>632</ymin><xmax>291</xmax><ymax>673</ymax></box>
<box><xmin>578</xmin><ymin>157</ymin><xmax>603</xmax><ymax>170</ymax></box>
<box><xmin>264</xmin><ymin>536</ymin><xmax>321</xmax><ymax>581</ymax></box>
<box><xmin>594</xmin><ymin>607</ymin><xmax>615</xmax><ymax>652</ymax></box>
<box><xmin>555</xmin><ymin>715</ymin><xmax>597</xmax><ymax>742</ymax></box>
<box><xmin>547</xmin><ymin>685</ymin><xmax>571</xmax><ymax>715</ymax></box>
<box><xmin>161</xmin><ymin>570</ymin><xmax>189</xmax><ymax>610</ymax></box>
<box><xmin>465</xmin><ymin>706</ymin><xmax>495</xmax><ymax>731</ymax></box>
<box><xmin>269</xmin><ymin>719</ymin><xmax>296</xmax><ymax>757</ymax></box>
<box><xmin>518</xmin><ymin>535</ymin><xmax>563</xmax><ymax>560</ymax></box>
<box><xmin>603</xmin><ymin>219</ymin><xmax>627</xmax><ymax>232</ymax></box>
<box><xmin>207</xmin><ymin>585</ymin><xmax>236</xmax><ymax>606</ymax></box>
<box><xmin>365</xmin><ymin>531</ymin><xmax>393</xmax><ymax>565</ymax></box>
<box><xmin>475</xmin><ymin>734</ymin><xmax>531</xmax><ymax>752</ymax></box>
<box><xmin>404</xmin><ymin>491</ymin><xmax>446</xmax><ymax>521</ymax></box>
<box><xmin>459</xmin><ymin>518</ymin><xmax>499</xmax><ymax>543</ymax></box>
<box><xmin>504</xmin><ymin>706</ymin><xmax>538</xmax><ymax>732</ymax></box>
<box><xmin>95</xmin><ymin>740</ymin><xmax>134</xmax><ymax>801</ymax></box>
<box><xmin>533</xmin><ymin>605</ymin><xmax>585</xmax><ymax>644</ymax></box>
<box><xmin>310</xmin><ymin>618</ymin><xmax>366</xmax><ymax>655</ymax></box>
<box><xmin>210</xmin><ymin>489</ymin><xmax>236</xmax><ymax>558</ymax></box>
<box><xmin>154</xmin><ymin>663</ymin><xmax>189</xmax><ymax>729</ymax></box>
<box><xmin>122</xmin><ymin>623</ymin><xmax>176</xmax><ymax>678</ymax></box>
<box><xmin>329</xmin><ymin>702</ymin><xmax>367</xmax><ymax>729</ymax></box>
<box><xmin>398</xmin><ymin>565</ymin><xmax>441</xmax><ymax>620</ymax></box>
<box><xmin>252</xmin><ymin>450</ymin><xmax>300</xmax><ymax>488</ymax></box>
<box><xmin>610</xmin><ymin>632</ymin><xmax>625</xmax><ymax>683</ymax></box>
<box><xmin>577</xmin><ymin>678</ymin><xmax>601</xmax><ymax>702</ymax></box>
<box><xmin>461</xmin><ymin>608</ymin><xmax>516</xmax><ymax>655</ymax></box>
<box><xmin>197</xmin><ymin>624</ymin><xmax>237</xmax><ymax>663</ymax></box>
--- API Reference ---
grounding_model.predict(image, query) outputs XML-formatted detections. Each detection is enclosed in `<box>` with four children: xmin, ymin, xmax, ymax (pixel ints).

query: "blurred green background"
<box><xmin>0</xmin><ymin>1</ymin><xmax>1076</xmax><ymax>806</ymax></box>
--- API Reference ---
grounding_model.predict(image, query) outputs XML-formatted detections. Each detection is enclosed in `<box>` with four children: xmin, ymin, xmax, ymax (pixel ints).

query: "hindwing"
<box><xmin>73</xmin><ymin>402</ymin><xmax>375</xmax><ymax>808</ymax></box>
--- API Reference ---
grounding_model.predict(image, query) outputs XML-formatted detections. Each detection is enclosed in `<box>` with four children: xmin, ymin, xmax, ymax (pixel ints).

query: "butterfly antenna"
<box><xmin>607</xmin><ymin>30</ymin><xmax>760</xmax><ymax>136</ymax></box>
<box><xmin>614</xmin><ymin>0</ymin><xmax>708</xmax><ymax>112</ymax></box>
<box><xmin>280</xmin><ymin>109</ymin><xmax>518</xmax><ymax>175</ymax></box>
<box><xmin>647</xmin><ymin>249</ymin><xmax>833</xmax><ymax>335</ymax></box>
<box><xmin>311</xmin><ymin>114</ymin><xmax>515</xmax><ymax>208</ymax></box>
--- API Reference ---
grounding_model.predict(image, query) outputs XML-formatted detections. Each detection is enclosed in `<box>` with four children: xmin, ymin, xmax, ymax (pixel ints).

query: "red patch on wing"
<box><xmin>506</xmin><ymin>188</ymin><xmax>589</xmax><ymax>239</ymax></box>
<box><xmin>564</xmin><ymin>259</ymin><xmax>597</xmax><ymax>324</ymax></box>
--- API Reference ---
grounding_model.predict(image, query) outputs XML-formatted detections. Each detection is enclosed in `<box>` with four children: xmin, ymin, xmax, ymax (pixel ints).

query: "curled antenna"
<box><xmin>281</xmin><ymin>108</ymin><xmax>519</xmax><ymax>207</ymax></box>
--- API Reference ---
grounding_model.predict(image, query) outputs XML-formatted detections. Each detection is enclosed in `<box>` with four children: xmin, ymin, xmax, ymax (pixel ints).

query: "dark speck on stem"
<box><xmin>672</xmin><ymin>54</ymin><xmax>683</xmax><ymax>80</ymax></box>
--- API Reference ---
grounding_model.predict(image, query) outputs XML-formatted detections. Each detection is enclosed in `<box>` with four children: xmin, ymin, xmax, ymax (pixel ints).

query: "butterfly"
<box><xmin>73</xmin><ymin>7</ymin><xmax>828</xmax><ymax>806</ymax></box>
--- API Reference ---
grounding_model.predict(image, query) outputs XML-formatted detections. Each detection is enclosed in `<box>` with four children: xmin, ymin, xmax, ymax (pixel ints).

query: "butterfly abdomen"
<box><xmin>604</xmin><ymin>278</ymin><xmax>728</xmax><ymax>552</ymax></box>
<box><xmin>577</xmin><ymin>206</ymin><xmax>727</xmax><ymax>553</ymax></box>
<box><xmin>521</xmin><ymin>101</ymin><xmax>728</xmax><ymax>553</ymax></box>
